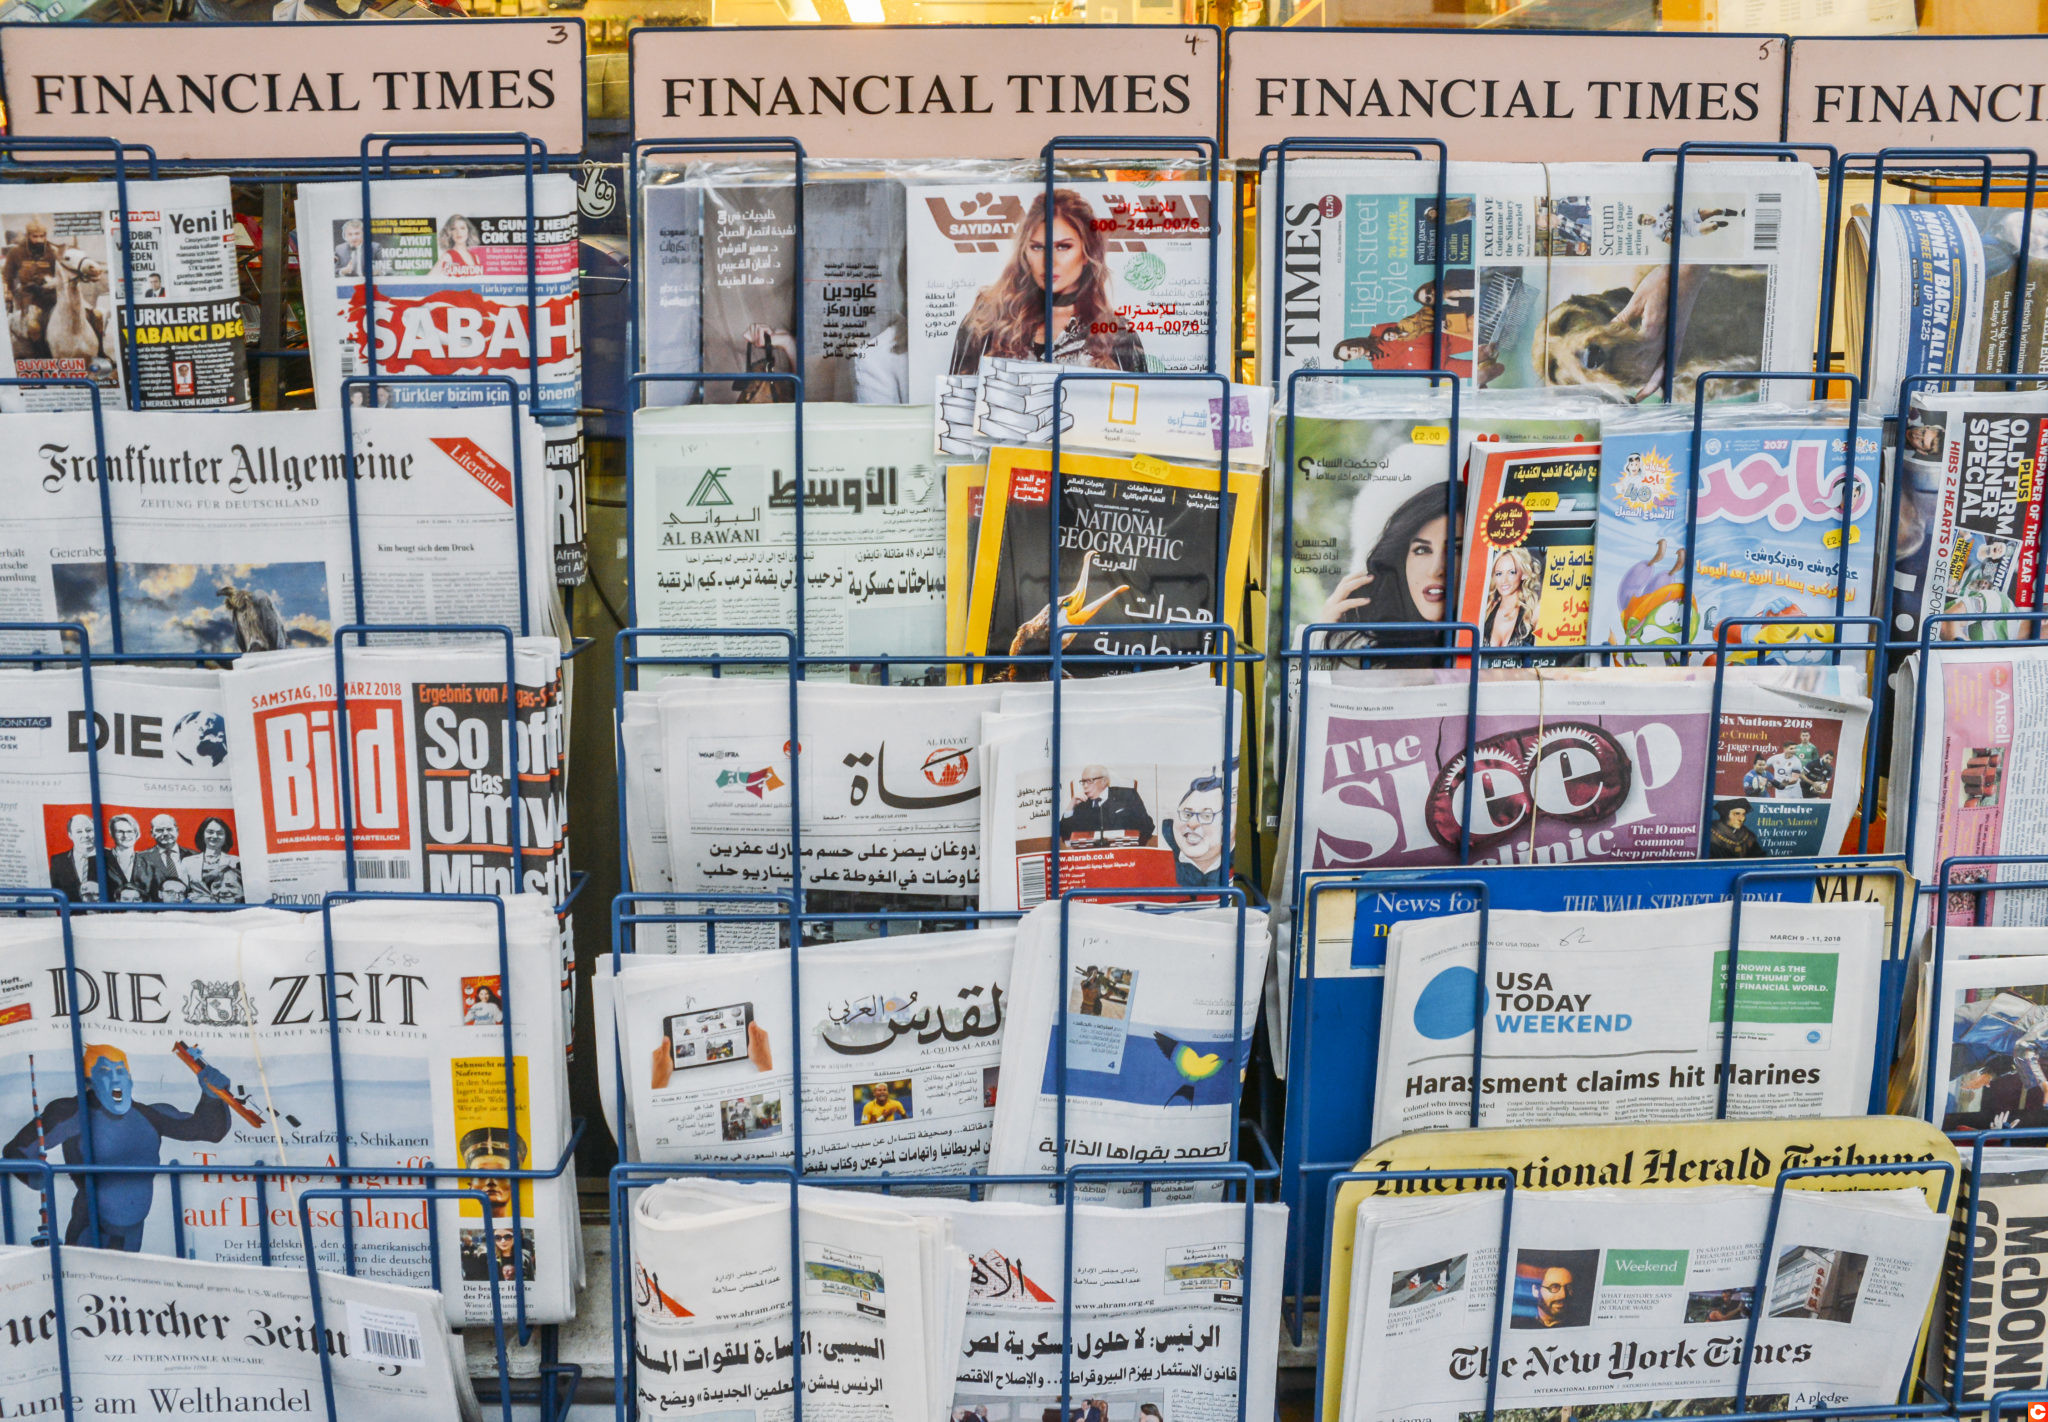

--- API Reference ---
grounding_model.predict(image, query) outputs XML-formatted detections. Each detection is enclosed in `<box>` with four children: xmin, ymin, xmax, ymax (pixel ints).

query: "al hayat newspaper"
<box><xmin>988</xmin><ymin>900</ymin><xmax>1270</xmax><ymax>1206</ymax></box>
<box><xmin>628</xmin><ymin>1178</ymin><xmax>969</xmax><ymax>1422</ymax></box>
<box><xmin>1338</xmin><ymin>1184</ymin><xmax>1947</xmax><ymax>1422</ymax></box>
<box><xmin>593</xmin><ymin>927</ymin><xmax>1015</xmax><ymax>1177</ymax></box>
<box><xmin>1261</xmin><ymin>160</ymin><xmax>1821</xmax><ymax>401</ymax></box>
<box><xmin>0</xmin><ymin>895</ymin><xmax>580</xmax><ymax>1326</ymax></box>
<box><xmin>0</xmin><ymin>404</ymin><xmax>555</xmax><ymax>658</ymax></box>
<box><xmin>0</xmin><ymin>176</ymin><xmax>248</xmax><ymax>411</ymax></box>
<box><xmin>219</xmin><ymin>637</ymin><xmax>568</xmax><ymax>905</ymax></box>
<box><xmin>0</xmin><ymin>1245</ymin><xmax>474</xmax><ymax>1422</ymax></box>
<box><xmin>891</xmin><ymin>1195</ymin><xmax>1287</xmax><ymax>1422</ymax></box>
<box><xmin>632</xmin><ymin>403</ymin><xmax>944</xmax><ymax>662</ymax></box>
<box><xmin>1373</xmin><ymin>899</ymin><xmax>1885</xmax><ymax>1143</ymax></box>
<box><xmin>0</xmin><ymin>666</ymin><xmax>235</xmax><ymax>904</ymax></box>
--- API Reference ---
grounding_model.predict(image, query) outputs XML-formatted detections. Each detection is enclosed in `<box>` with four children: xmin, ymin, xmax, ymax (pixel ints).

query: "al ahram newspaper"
<box><xmin>0</xmin><ymin>895</ymin><xmax>580</xmax><ymax>1327</ymax></box>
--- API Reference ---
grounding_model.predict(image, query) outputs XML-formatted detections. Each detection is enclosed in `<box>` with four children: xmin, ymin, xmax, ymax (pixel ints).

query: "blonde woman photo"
<box><xmin>1480</xmin><ymin>546</ymin><xmax>1543</xmax><ymax>649</ymax></box>
<box><xmin>948</xmin><ymin>188</ymin><xmax>1146</xmax><ymax>375</ymax></box>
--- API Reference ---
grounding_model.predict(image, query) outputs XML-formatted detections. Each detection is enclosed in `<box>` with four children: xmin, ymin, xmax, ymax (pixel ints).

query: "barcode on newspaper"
<box><xmin>1753</xmin><ymin>197</ymin><xmax>1781</xmax><ymax>253</ymax></box>
<box><xmin>353</xmin><ymin>858</ymin><xmax>413</xmax><ymax>881</ymax></box>
<box><xmin>1017</xmin><ymin>855</ymin><xmax>1048</xmax><ymax>909</ymax></box>
<box><xmin>348</xmin><ymin>1302</ymin><xmax>424</xmax><ymax>1363</ymax></box>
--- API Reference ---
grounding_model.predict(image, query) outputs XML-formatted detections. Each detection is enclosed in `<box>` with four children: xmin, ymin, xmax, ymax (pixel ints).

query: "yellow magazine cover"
<box><xmin>945</xmin><ymin>462</ymin><xmax>989</xmax><ymax>677</ymax></box>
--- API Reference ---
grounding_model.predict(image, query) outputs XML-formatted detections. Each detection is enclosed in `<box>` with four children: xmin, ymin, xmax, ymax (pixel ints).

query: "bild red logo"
<box><xmin>1424</xmin><ymin>722</ymin><xmax>1632</xmax><ymax>852</ymax></box>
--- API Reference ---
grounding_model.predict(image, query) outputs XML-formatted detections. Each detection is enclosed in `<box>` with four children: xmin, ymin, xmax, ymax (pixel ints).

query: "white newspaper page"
<box><xmin>0</xmin><ymin>1245</ymin><xmax>471</xmax><ymax>1421</ymax></box>
<box><xmin>1343</xmin><ymin>1184</ymin><xmax>1946</xmax><ymax>1422</ymax></box>
<box><xmin>0</xmin><ymin>176</ymin><xmax>248</xmax><ymax>411</ymax></box>
<box><xmin>989</xmin><ymin>901</ymin><xmax>1269</xmax><ymax>1206</ymax></box>
<box><xmin>1927</xmin><ymin>950</ymin><xmax>2048</xmax><ymax>1135</ymax></box>
<box><xmin>1374</xmin><ymin>900</ymin><xmax>1884</xmax><ymax>1143</ymax></box>
<box><xmin>0</xmin><ymin>405</ymin><xmax>554</xmax><ymax>657</ymax></box>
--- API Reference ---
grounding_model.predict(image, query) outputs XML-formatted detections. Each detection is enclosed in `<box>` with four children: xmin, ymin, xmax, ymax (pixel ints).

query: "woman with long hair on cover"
<box><xmin>949</xmin><ymin>188</ymin><xmax>1148</xmax><ymax>375</ymax></box>
<box><xmin>1480</xmin><ymin>546</ymin><xmax>1542</xmax><ymax>648</ymax></box>
<box><xmin>1317</xmin><ymin>484</ymin><xmax>1453</xmax><ymax>652</ymax></box>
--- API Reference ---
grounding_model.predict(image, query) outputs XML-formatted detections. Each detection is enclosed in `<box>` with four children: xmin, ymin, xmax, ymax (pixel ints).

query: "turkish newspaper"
<box><xmin>1338</xmin><ymin>1183</ymin><xmax>1947</xmax><ymax>1422</ymax></box>
<box><xmin>891</xmin><ymin>1195</ymin><xmax>1287</xmax><ymax>1422</ymax></box>
<box><xmin>0</xmin><ymin>666</ymin><xmax>235</xmax><ymax>904</ymax></box>
<box><xmin>0</xmin><ymin>1245</ymin><xmax>474</xmax><ymax>1422</ymax></box>
<box><xmin>219</xmin><ymin>637</ymin><xmax>568</xmax><ymax>906</ymax></box>
<box><xmin>0</xmin><ymin>404</ymin><xmax>556</xmax><ymax>658</ymax></box>
<box><xmin>594</xmin><ymin>927</ymin><xmax>1015</xmax><ymax>1179</ymax></box>
<box><xmin>1373</xmin><ymin>899</ymin><xmax>1886</xmax><ymax>1143</ymax></box>
<box><xmin>0</xmin><ymin>176</ymin><xmax>248</xmax><ymax>411</ymax></box>
<box><xmin>627</xmin><ymin>1177</ymin><xmax>969</xmax><ymax>1422</ymax></box>
<box><xmin>988</xmin><ymin>900</ymin><xmax>1270</xmax><ymax>1207</ymax></box>
<box><xmin>0</xmin><ymin>895</ymin><xmax>580</xmax><ymax>1326</ymax></box>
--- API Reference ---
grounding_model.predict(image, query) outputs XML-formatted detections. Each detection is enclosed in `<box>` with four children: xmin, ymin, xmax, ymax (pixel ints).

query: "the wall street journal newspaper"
<box><xmin>0</xmin><ymin>666</ymin><xmax>235</xmax><ymax>904</ymax></box>
<box><xmin>595</xmin><ymin>927</ymin><xmax>1015</xmax><ymax>1177</ymax></box>
<box><xmin>1338</xmin><ymin>1183</ymin><xmax>1946</xmax><ymax>1422</ymax></box>
<box><xmin>628</xmin><ymin>1178</ymin><xmax>969</xmax><ymax>1422</ymax></box>
<box><xmin>989</xmin><ymin>901</ymin><xmax>1269</xmax><ymax>1207</ymax></box>
<box><xmin>220</xmin><ymin>637</ymin><xmax>568</xmax><ymax>905</ymax></box>
<box><xmin>1373</xmin><ymin>900</ymin><xmax>1885</xmax><ymax>1143</ymax></box>
<box><xmin>0</xmin><ymin>404</ymin><xmax>555</xmax><ymax>657</ymax></box>
<box><xmin>0</xmin><ymin>1245</ymin><xmax>473</xmax><ymax>1422</ymax></box>
<box><xmin>0</xmin><ymin>176</ymin><xmax>248</xmax><ymax>411</ymax></box>
<box><xmin>0</xmin><ymin>895</ymin><xmax>580</xmax><ymax>1326</ymax></box>
<box><xmin>891</xmin><ymin>1195</ymin><xmax>1287</xmax><ymax>1422</ymax></box>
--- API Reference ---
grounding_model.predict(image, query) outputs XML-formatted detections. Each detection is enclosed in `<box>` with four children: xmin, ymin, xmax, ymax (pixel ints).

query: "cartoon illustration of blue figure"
<box><xmin>3</xmin><ymin>1043</ymin><xmax>233</xmax><ymax>1250</ymax></box>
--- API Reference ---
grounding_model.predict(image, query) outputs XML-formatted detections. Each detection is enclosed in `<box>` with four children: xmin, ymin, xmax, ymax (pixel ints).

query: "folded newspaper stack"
<box><xmin>628</xmin><ymin>1178</ymin><xmax>969</xmax><ymax>1422</ymax></box>
<box><xmin>959</xmin><ymin>359</ymin><xmax>1273</xmax><ymax>469</ymax></box>
<box><xmin>0</xmin><ymin>895</ymin><xmax>581</xmax><ymax>1326</ymax></box>
<box><xmin>592</xmin><ymin>926</ymin><xmax>1017</xmax><ymax>1177</ymax></box>
<box><xmin>1337</xmin><ymin>1183</ymin><xmax>1947</xmax><ymax>1422</ymax></box>
<box><xmin>989</xmin><ymin>899</ymin><xmax>1270</xmax><ymax>1206</ymax></box>
<box><xmin>0</xmin><ymin>1245</ymin><xmax>476</xmax><ymax>1421</ymax></box>
<box><xmin>1374</xmin><ymin>899</ymin><xmax>1885</xmax><ymax>1143</ymax></box>
<box><xmin>1913</xmin><ymin>923</ymin><xmax>2048</xmax><ymax>1134</ymax></box>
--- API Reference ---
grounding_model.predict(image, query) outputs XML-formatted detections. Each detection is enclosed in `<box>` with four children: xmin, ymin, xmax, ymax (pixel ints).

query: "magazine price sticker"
<box><xmin>1223</xmin><ymin>29</ymin><xmax>1785</xmax><ymax>163</ymax></box>
<box><xmin>629</xmin><ymin>26</ymin><xmax>1221</xmax><ymax>159</ymax></box>
<box><xmin>1787</xmin><ymin>36</ymin><xmax>2048</xmax><ymax>146</ymax></box>
<box><xmin>0</xmin><ymin>19</ymin><xmax>586</xmax><ymax>161</ymax></box>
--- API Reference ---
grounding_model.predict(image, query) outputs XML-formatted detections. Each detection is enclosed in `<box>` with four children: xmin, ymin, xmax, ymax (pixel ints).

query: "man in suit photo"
<box><xmin>1058</xmin><ymin>764</ymin><xmax>1154</xmax><ymax>846</ymax></box>
<box><xmin>48</xmin><ymin>812</ymin><xmax>97</xmax><ymax>902</ymax></box>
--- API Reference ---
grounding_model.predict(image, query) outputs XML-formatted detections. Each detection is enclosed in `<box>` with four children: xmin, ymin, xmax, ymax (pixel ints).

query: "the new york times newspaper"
<box><xmin>0</xmin><ymin>176</ymin><xmax>248</xmax><ymax>411</ymax></box>
<box><xmin>1341</xmin><ymin>1184</ymin><xmax>1947</xmax><ymax>1422</ymax></box>
<box><xmin>1374</xmin><ymin>900</ymin><xmax>1885</xmax><ymax>1143</ymax></box>
<box><xmin>0</xmin><ymin>405</ymin><xmax>554</xmax><ymax>658</ymax></box>
<box><xmin>893</xmin><ymin>1195</ymin><xmax>1287</xmax><ymax>1422</ymax></box>
<box><xmin>219</xmin><ymin>638</ymin><xmax>567</xmax><ymax>906</ymax></box>
<box><xmin>0</xmin><ymin>896</ymin><xmax>579</xmax><ymax>1326</ymax></box>
<box><xmin>628</xmin><ymin>1178</ymin><xmax>968</xmax><ymax>1422</ymax></box>
<box><xmin>0</xmin><ymin>1245</ymin><xmax>472</xmax><ymax>1421</ymax></box>
<box><xmin>988</xmin><ymin>901</ymin><xmax>1270</xmax><ymax>1208</ymax></box>
<box><xmin>593</xmin><ymin>927</ymin><xmax>1015</xmax><ymax>1179</ymax></box>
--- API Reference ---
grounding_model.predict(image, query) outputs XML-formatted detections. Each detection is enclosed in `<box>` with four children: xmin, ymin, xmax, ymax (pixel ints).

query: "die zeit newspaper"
<box><xmin>0</xmin><ymin>1246</ymin><xmax>473</xmax><ymax>1422</ymax></box>
<box><xmin>220</xmin><ymin>638</ymin><xmax>567</xmax><ymax>906</ymax></box>
<box><xmin>0</xmin><ymin>176</ymin><xmax>248</xmax><ymax>412</ymax></box>
<box><xmin>0</xmin><ymin>897</ymin><xmax>580</xmax><ymax>1327</ymax></box>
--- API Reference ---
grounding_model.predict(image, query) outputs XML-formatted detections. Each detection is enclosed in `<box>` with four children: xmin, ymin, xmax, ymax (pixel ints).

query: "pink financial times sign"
<box><xmin>630</xmin><ymin>26</ymin><xmax>1221</xmax><ymax>159</ymax></box>
<box><xmin>1787</xmin><ymin>36</ymin><xmax>2048</xmax><ymax>147</ymax></box>
<box><xmin>0</xmin><ymin>20</ymin><xmax>585</xmax><ymax>161</ymax></box>
<box><xmin>1223</xmin><ymin>29</ymin><xmax>1785</xmax><ymax>163</ymax></box>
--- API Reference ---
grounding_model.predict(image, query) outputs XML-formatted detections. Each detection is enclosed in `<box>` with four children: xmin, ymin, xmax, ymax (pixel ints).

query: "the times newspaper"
<box><xmin>219</xmin><ymin>638</ymin><xmax>568</xmax><ymax>907</ymax></box>
<box><xmin>0</xmin><ymin>405</ymin><xmax>555</xmax><ymax>658</ymax></box>
<box><xmin>0</xmin><ymin>896</ymin><xmax>580</xmax><ymax>1326</ymax></box>
<box><xmin>0</xmin><ymin>176</ymin><xmax>248</xmax><ymax>411</ymax></box>
<box><xmin>0</xmin><ymin>1245</ymin><xmax>474</xmax><ymax>1421</ymax></box>
<box><xmin>1941</xmin><ymin>1147</ymin><xmax>2048</xmax><ymax>1402</ymax></box>
<box><xmin>1373</xmin><ymin>900</ymin><xmax>1885</xmax><ymax>1143</ymax></box>
<box><xmin>988</xmin><ymin>901</ymin><xmax>1270</xmax><ymax>1207</ymax></box>
<box><xmin>1338</xmin><ymin>1183</ymin><xmax>1947</xmax><ymax>1422</ymax></box>
<box><xmin>593</xmin><ymin>928</ymin><xmax>1015</xmax><ymax>1178</ymax></box>
<box><xmin>0</xmin><ymin>667</ymin><xmax>234</xmax><ymax>904</ymax></box>
<box><xmin>628</xmin><ymin>1178</ymin><xmax>969</xmax><ymax>1422</ymax></box>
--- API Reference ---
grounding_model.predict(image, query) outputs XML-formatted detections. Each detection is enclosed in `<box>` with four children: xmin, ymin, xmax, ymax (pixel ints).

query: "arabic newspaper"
<box><xmin>1940</xmin><ymin>1146</ymin><xmax>2048</xmax><ymax>1401</ymax></box>
<box><xmin>628</xmin><ymin>1178</ymin><xmax>969</xmax><ymax>1422</ymax></box>
<box><xmin>988</xmin><ymin>900</ymin><xmax>1269</xmax><ymax>1206</ymax></box>
<box><xmin>593</xmin><ymin>927</ymin><xmax>1014</xmax><ymax>1177</ymax></box>
<box><xmin>891</xmin><ymin>1195</ymin><xmax>1287</xmax><ymax>1422</ymax></box>
<box><xmin>0</xmin><ymin>176</ymin><xmax>247</xmax><ymax>412</ymax></box>
<box><xmin>0</xmin><ymin>666</ymin><xmax>234</xmax><ymax>904</ymax></box>
<box><xmin>1373</xmin><ymin>899</ymin><xmax>1885</xmax><ymax>1143</ymax></box>
<box><xmin>1338</xmin><ymin>1183</ymin><xmax>1947</xmax><ymax>1422</ymax></box>
<box><xmin>0</xmin><ymin>1244</ymin><xmax>474</xmax><ymax>1422</ymax></box>
<box><xmin>637</xmin><ymin>176</ymin><xmax>702</xmax><ymax>406</ymax></box>
<box><xmin>0</xmin><ymin>894</ymin><xmax>580</xmax><ymax>1326</ymax></box>
<box><xmin>633</xmin><ymin>403</ymin><xmax>944</xmax><ymax>662</ymax></box>
<box><xmin>965</xmin><ymin>358</ymin><xmax>1272</xmax><ymax>466</ymax></box>
<box><xmin>0</xmin><ymin>404</ymin><xmax>555</xmax><ymax>658</ymax></box>
<box><xmin>219</xmin><ymin>637</ymin><xmax>569</xmax><ymax>905</ymax></box>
